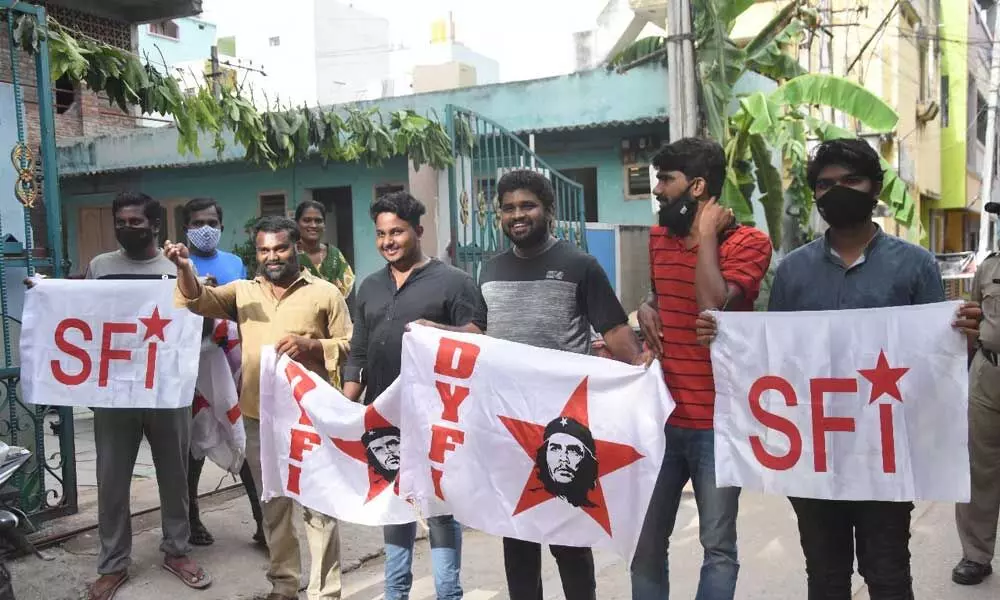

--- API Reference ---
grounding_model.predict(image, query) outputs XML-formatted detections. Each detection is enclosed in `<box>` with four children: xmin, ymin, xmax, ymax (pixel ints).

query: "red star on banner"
<box><xmin>139</xmin><ymin>307</ymin><xmax>172</xmax><ymax>342</ymax></box>
<box><xmin>498</xmin><ymin>377</ymin><xmax>644</xmax><ymax>537</ymax></box>
<box><xmin>330</xmin><ymin>405</ymin><xmax>399</xmax><ymax>503</ymax></box>
<box><xmin>858</xmin><ymin>350</ymin><xmax>910</xmax><ymax>404</ymax></box>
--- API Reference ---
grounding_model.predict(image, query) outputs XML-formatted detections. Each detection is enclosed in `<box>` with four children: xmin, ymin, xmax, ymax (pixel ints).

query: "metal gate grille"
<box><xmin>0</xmin><ymin>0</ymin><xmax>76</xmax><ymax>523</ymax></box>
<box><xmin>445</xmin><ymin>105</ymin><xmax>587</xmax><ymax>280</ymax></box>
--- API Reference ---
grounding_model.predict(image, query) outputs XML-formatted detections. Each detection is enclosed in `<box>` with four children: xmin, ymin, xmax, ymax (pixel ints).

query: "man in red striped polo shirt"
<box><xmin>631</xmin><ymin>138</ymin><xmax>773</xmax><ymax>600</ymax></box>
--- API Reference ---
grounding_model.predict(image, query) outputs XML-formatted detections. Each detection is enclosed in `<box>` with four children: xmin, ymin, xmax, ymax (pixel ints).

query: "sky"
<box><xmin>200</xmin><ymin>0</ymin><xmax>610</xmax><ymax>83</ymax></box>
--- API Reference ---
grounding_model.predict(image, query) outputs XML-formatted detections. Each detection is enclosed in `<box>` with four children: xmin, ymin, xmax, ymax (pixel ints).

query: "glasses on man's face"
<box><xmin>814</xmin><ymin>173</ymin><xmax>867</xmax><ymax>191</ymax></box>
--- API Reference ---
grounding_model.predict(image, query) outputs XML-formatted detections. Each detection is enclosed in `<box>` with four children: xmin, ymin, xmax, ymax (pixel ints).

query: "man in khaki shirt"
<box><xmin>166</xmin><ymin>216</ymin><xmax>351</xmax><ymax>600</ymax></box>
<box><xmin>954</xmin><ymin>202</ymin><xmax>1000</xmax><ymax>586</ymax></box>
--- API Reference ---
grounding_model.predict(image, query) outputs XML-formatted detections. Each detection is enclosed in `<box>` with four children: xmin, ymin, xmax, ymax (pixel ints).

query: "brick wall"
<box><xmin>0</xmin><ymin>3</ymin><xmax>138</xmax><ymax>257</ymax></box>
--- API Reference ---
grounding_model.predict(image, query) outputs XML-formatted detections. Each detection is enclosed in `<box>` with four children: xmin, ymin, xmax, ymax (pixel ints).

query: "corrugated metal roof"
<box><xmin>514</xmin><ymin>115</ymin><xmax>669</xmax><ymax>134</ymax></box>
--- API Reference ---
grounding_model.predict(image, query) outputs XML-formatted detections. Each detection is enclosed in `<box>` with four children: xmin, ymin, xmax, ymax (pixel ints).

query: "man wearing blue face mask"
<box><xmin>180</xmin><ymin>198</ymin><xmax>253</xmax><ymax>549</ymax></box>
<box><xmin>183</xmin><ymin>198</ymin><xmax>247</xmax><ymax>286</ymax></box>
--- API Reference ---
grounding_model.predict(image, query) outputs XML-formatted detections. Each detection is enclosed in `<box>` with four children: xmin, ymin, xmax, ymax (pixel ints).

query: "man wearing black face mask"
<box><xmin>83</xmin><ymin>192</ymin><xmax>213</xmax><ymax>599</ymax></box>
<box><xmin>632</xmin><ymin>138</ymin><xmax>772</xmax><ymax>600</ymax></box>
<box><xmin>696</xmin><ymin>138</ymin><xmax>984</xmax><ymax>599</ymax></box>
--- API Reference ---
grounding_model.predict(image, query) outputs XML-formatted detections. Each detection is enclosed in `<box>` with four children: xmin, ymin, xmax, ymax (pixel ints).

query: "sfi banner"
<box><xmin>20</xmin><ymin>279</ymin><xmax>202</xmax><ymax>409</ymax></box>
<box><xmin>710</xmin><ymin>301</ymin><xmax>970</xmax><ymax>502</ymax></box>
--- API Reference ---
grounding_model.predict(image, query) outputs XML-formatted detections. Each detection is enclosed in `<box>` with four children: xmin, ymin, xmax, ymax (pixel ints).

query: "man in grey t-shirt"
<box><xmin>83</xmin><ymin>193</ymin><xmax>210</xmax><ymax>599</ymax></box>
<box><xmin>480</xmin><ymin>169</ymin><xmax>647</xmax><ymax>600</ymax></box>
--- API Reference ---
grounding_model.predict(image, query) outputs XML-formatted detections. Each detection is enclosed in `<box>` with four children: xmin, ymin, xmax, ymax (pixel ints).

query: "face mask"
<box><xmin>816</xmin><ymin>185</ymin><xmax>877</xmax><ymax>229</ymax></box>
<box><xmin>187</xmin><ymin>225</ymin><xmax>222</xmax><ymax>253</ymax></box>
<box><xmin>657</xmin><ymin>183</ymin><xmax>698</xmax><ymax>236</ymax></box>
<box><xmin>116</xmin><ymin>226</ymin><xmax>154</xmax><ymax>255</ymax></box>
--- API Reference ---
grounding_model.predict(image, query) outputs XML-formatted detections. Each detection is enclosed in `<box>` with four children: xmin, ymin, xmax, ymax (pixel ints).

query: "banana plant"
<box><xmin>730</xmin><ymin>74</ymin><xmax>903</xmax><ymax>246</ymax></box>
<box><xmin>607</xmin><ymin>0</ymin><xmax>915</xmax><ymax>249</ymax></box>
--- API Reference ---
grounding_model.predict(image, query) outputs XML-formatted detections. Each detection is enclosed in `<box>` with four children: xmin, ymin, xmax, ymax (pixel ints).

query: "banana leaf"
<box><xmin>749</xmin><ymin>134</ymin><xmax>784</xmax><ymax>246</ymax></box>
<box><xmin>773</xmin><ymin>74</ymin><xmax>899</xmax><ymax>132</ymax></box>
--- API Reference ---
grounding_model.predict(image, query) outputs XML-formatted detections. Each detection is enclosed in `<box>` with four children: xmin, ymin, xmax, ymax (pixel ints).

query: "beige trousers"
<box><xmin>245</xmin><ymin>418</ymin><xmax>342</xmax><ymax>599</ymax></box>
<box><xmin>956</xmin><ymin>351</ymin><xmax>1000</xmax><ymax>564</ymax></box>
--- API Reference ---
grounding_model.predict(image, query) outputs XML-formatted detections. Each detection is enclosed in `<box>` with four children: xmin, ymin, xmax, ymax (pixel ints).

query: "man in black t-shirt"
<box><xmin>480</xmin><ymin>169</ymin><xmax>647</xmax><ymax>600</ymax></box>
<box><xmin>344</xmin><ymin>191</ymin><xmax>485</xmax><ymax>600</ymax></box>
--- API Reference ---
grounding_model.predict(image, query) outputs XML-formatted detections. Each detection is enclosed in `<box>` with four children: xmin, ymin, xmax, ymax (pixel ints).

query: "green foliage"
<box><xmin>231</xmin><ymin>217</ymin><xmax>259</xmax><ymax>278</ymax></box>
<box><xmin>606</xmin><ymin>0</ymin><xmax>917</xmax><ymax>249</ymax></box>
<box><xmin>12</xmin><ymin>12</ymin><xmax>454</xmax><ymax>171</ymax></box>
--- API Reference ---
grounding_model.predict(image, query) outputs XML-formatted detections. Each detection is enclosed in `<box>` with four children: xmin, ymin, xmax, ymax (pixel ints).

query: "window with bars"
<box><xmin>149</xmin><ymin>20</ymin><xmax>180</xmax><ymax>39</ymax></box>
<box><xmin>259</xmin><ymin>193</ymin><xmax>287</xmax><ymax>217</ymax></box>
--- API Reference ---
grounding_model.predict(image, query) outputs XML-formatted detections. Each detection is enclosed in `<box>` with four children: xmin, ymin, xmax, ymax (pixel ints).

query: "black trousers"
<box><xmin>187</xmin><ymin>455</ymin><xmax>263</xmax><ymax>528</ymax></box>
<box><xmin>790</xmin><ymin>497</ymin><xmax>914</xmax><ymax>600</ymax></box>
<box><xmin>502</xmin><ymin>537</ymin><xmax>596</xmax><ymax>600</ymax></box>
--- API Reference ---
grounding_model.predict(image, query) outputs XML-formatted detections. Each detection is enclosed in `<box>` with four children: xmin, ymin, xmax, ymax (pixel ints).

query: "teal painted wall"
<box><xmin>60</xmin><ymin>157</ymin><xmax>409</xmax><ymax>279</ymax></box>
<box><xmin>533</xmin><ymin>123</ymin><xmax>669</xmax><ymax>225</ymax></box>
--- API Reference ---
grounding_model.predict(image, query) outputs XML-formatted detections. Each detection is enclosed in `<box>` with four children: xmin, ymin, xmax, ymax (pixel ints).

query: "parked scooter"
<box><xmin>0</xmin><ymin>441</ymin><xmax>50</xmax><ymax>600</ymax></box>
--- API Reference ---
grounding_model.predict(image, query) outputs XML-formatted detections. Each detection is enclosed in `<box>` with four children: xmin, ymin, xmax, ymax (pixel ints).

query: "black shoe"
<box><xmin>952</xmin><ymin>558</ymin><xmax>992</xmax><ymax>585</ymax></box>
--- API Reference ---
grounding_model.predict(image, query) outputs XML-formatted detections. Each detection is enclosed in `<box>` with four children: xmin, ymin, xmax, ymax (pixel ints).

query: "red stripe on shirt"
<box><xmin>649</xmin><ymin>225</ymin><xmax>772</xmax><ymax>429</ymax></box>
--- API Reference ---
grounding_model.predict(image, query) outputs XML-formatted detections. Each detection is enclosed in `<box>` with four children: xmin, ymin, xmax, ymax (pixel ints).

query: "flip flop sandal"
<box><xmin>88</xmin><ymin>571</ymin><xmax>128</xmax><ymax>600</ymax></box>
<box><xmin>162</xmin><ymin>558</ymin><xmax>212</xmax><ymax>590</ymax></box>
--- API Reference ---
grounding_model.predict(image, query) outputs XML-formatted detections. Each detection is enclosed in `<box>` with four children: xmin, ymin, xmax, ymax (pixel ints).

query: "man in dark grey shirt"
<box><xmin>344</xmin><ymin>191</ymin><xmax>484</xmax><ymax>600</ymax></box>
<box><xmin>697</xmin><ymin>139</ymin><xmax>982</xmax><ymax>599</ymax></box>
<box><xmin>481</xmin><ymin>169</ymin><xmax>647</xmax><ymax>600</ymax></box>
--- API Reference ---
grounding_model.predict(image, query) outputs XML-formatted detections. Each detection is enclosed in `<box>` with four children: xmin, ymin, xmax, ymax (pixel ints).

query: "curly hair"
<box><xmin>496</xmin><ymin>169</ymin><xmax>556</xmax><ymax>211</ymax></box>
<box><xmin>806</xmin><ymin>138</ymin><xmax>884</xmax><ymax>192</ymax></box>
<box><xmin>370</xmin><ymin>191</ymin><xmax>426</xmax><ymax>229</ymax></box>
<box><xmin>651</xmin><ymin>137</ymin><xmax>726</xmax><ymax>198</ymax></box>
<box><xmin>252</xmin><ymin>216</ymin><xmax>300</xmax><ymax>244</ymax></box>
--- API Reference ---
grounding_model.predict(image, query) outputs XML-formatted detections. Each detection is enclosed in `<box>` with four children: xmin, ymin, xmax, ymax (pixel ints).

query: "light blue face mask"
<box><xmin>187</xmin><ymin>225</ymin><xmax>222</xmax><ymax>253</ymax></box>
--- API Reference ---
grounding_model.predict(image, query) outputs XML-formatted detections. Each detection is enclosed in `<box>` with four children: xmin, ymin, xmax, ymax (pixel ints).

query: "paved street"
<box><xmin>9</xmin><ymin>485</ymin><xmax>998</xmax><ymax>599</ymax></box>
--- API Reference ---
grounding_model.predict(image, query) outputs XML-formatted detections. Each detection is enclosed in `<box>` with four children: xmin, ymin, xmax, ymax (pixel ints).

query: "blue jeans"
<box><xmin>630</xmin><ymin>425</ymin><xmax>740</xmax><ymax>600</ymax></box>
<box><xmin>384</xmin><ymin>515</ymin><xmax>462</xmax><ymax>600</ymax></box>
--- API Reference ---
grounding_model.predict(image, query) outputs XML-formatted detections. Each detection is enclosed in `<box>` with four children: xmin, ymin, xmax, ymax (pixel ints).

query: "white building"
<box><xmin>574</xmin><ymin>0</ymin><xmax>667</xmax><ymax>70</ymax></box>
<box><xmin>200</xmin><ymin>0</ymin><xmax>392</xmax><ymax>107</ymax></box>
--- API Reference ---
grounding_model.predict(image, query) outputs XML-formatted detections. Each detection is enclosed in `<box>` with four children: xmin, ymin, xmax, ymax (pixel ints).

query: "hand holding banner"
<box><xmin>711</xmin><ymin>301</ymin><xmax>969</xmax><ymax>502</ymax></box>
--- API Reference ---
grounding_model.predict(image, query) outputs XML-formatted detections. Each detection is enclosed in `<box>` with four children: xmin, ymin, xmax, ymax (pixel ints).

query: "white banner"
<box><xmin>398</xmin><ymin>325</ymin><xmax>674</xmax><ymax>560</ymax></box>
<box><xmin>711</xmin><ymin>301</ymin><xmax>970</xmax><ymax>502</ymax></box>
<box><xmin>259</xmin><ymin>349</ymin><xmax>416</xmax><ymax>526</ymax></box>
<box><xmin>20</xmin><ymin>279</ymin><xmax>202</xmax><ymax>409</ymax></box>
<box><xmin>191</xmin><ymin>321</ymin><xmax>246</xmax><ymax>474</ymax></box>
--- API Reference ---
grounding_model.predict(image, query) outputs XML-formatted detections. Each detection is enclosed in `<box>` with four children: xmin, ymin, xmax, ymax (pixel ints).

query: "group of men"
<box><xmin>56</xmin><ymin>132</ymin><xmax>997</xmax><ymax>600</ymax></box>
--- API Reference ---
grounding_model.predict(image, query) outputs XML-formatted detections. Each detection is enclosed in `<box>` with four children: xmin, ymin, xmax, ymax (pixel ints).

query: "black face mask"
<box><xmin>657</xmin><ymin>183</ymin><xmax>698</xmax><ymax>236</ymax></box>
<box><xmin>816</xmin><ymin>185</ymin><xmax>877</xmax><ymax>229</ymax></box>
<box><xmin>115</xmin><ymin>226</ymin><xmax>155</xmax><ymax>255</ymax></box>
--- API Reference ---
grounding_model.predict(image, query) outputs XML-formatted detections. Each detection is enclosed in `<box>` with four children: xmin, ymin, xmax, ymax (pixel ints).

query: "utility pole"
<box><xmin>977</xmin><ymin>5</ymin><xmax>1000</xmax><ymax>260</ymax></box>
<box><xmin>210</xmin><ymin>45</ymin><xmax>221</xmax><ymax>99</ymax></box>
<box><xmin>655</xmin><ymin>0</ymin><xmax>700</xmax><ymax>214</ymax></box>
<box><xmin>665</xmin><ymin>0</ymin><xmax>698</xmax><ymax>141</ymax></box>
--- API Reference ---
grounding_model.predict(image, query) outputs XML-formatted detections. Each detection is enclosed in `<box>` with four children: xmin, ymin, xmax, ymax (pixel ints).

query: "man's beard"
<box><xmin>260</xmin><ymin>260</ymin><xmax>296</xmax><ymax>282</ymax></box>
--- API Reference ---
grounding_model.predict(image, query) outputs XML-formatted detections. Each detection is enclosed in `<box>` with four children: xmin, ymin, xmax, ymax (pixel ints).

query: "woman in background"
<box><xmin>294</xmin><ymin>200</ymin><xmax>355</xmax><ymax>297</ymax></box>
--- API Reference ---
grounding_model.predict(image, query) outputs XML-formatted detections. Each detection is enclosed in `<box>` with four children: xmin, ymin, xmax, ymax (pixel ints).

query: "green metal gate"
<box><xmin>445</xmin><ymin>105</ymin><xmax>587</xmax><ymax>279</ymax></box>
<box><xmin>0</xmin><ymin>1</ymin><xmax>76</xmax><ymax>523</ymax></box>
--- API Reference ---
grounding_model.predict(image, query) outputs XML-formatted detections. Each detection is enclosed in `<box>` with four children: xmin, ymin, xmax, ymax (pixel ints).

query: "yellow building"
<box><xmin>930</xmin><ymin>0</ymin><xmax>996</xmax><ymax>254</ymax></box>
<box><xmin>734</xmin><ymin>0</ymin><xmax>943</xmax><ymax>245</ymax></box>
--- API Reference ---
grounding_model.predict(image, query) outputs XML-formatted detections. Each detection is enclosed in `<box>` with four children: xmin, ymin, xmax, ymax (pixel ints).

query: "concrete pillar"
<box><xmin>408</xmin><ymin>160</ymin><xmax>452</xmax><ymax>261</ymax></box>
